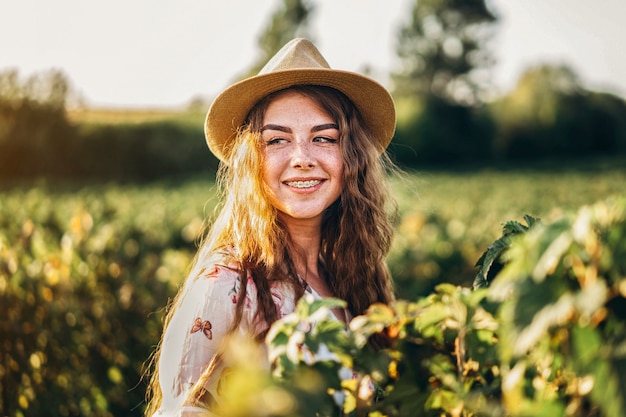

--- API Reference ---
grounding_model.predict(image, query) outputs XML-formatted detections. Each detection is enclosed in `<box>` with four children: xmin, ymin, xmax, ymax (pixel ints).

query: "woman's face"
<box><xmin>261</xmin><ymin>90</ymin><xmax>344</xmax><ymax>225</ymax></box>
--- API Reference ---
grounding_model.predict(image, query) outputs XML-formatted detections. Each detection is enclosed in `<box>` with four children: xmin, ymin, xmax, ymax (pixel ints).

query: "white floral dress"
<box><xmin>152</xmin><ymin>250</ymin><xmax>339</xmax><ymax>417</ymax></box>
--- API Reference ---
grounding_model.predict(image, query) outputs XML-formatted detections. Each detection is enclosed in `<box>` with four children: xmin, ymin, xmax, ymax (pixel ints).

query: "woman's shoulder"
<box><xmin>193</xmin><ymin>249</ymin><xmax>242</xmax><ymax>281</ymax></box>
<box><xmin>187</xmin><ymin>247</ymin><xmax>299</xmax><ymax>313</ymax></box>
<box><xmin>175</xmin><ymin>249</ymin><xmax>246</xmax><ymax>308</ymax></box>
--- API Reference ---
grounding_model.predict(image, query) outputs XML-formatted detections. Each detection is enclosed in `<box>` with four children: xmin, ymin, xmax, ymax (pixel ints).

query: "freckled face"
<box><xmin>261</xmin><ymin>91</ymin><xmax>344</xmax><ymax>225</ymax></box>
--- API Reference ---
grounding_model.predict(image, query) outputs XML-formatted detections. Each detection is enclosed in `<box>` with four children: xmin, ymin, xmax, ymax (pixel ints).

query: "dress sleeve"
<box><xmin>156</xmin><ymin>255</ymin><xmax>257</xmax><ymax>415</ymax></box>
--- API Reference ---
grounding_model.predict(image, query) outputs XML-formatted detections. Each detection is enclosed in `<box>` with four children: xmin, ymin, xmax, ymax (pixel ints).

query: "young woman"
<box><xmin>146</xmin><ymin>38</ymin><xmax>397</xmax><ymax>417</ymax></box>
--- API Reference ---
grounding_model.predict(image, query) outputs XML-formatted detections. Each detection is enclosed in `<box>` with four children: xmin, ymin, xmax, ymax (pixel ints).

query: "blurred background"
<box><xmin>2</xmin><ymin>0</ymin><xmax>626</xmax><ymax>178</ymax></box>
<box><xmin>1</xmin><ymin>1</ymin><xmax>625</xmax><ymax>416</ymax></box>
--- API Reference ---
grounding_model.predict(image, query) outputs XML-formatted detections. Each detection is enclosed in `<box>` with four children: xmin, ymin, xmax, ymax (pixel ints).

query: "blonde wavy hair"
<box><xmin>145</xmin><ymin>85</ymin><xmax>397</xmax><ymax>415</ymax></box>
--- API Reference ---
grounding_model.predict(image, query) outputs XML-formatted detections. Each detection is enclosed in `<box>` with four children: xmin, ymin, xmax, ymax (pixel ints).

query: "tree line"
<box><xmin>1</xmin><ymin>0</ymin><xmax>626</xmax><ymax>182</ymax></box>
<box><xmin>0</xmin><ymin>69</ymin><xmax>216</xmax><ymax>182</ymax></box>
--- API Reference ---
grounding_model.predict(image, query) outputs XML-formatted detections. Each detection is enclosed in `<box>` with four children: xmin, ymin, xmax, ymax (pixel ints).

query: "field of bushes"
<box><xmin>1</xmin><ymin>160</ymin><xmax>625</xmax><ymax>416</ymax></box>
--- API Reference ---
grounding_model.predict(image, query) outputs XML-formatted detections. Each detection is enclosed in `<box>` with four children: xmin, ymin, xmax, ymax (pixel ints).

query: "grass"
<box><xmin>396</xmin><ymin>158</ymin><xmax>626</xmax><ymax>234</ymax></box>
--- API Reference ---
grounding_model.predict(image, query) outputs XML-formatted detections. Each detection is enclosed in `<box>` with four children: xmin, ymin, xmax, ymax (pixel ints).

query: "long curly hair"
<box><xmin>145</xmin><ymin>85</ymin><xmax>397</xmax><ymax>415</ymax></box>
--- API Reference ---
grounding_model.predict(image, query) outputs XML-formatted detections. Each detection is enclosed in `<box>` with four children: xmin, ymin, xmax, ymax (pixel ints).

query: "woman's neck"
<box><xmin>282</xmin><ymin>217</ymin><xmax>323</xmax><ymax>280</ymax></box>
<box><xmin>283</xmin><ymin>217</ymin><xmax>342</xmax><ymax>317</ymax></box>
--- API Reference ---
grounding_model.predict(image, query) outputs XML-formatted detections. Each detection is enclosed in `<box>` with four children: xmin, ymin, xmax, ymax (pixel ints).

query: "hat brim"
<box><xmin>204</xmin><ymin>68</ymin><xmax>396</xmax><ymax>162</ymax></box>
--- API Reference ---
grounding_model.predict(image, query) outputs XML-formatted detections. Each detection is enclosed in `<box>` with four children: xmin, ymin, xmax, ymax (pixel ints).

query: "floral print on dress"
<box><xmin>201</xmin><ymin>265</ymin><xmax>221</xmax><ymax>279</ymax></box>
<box><xmin>270</xmin><ymin>287</ymin><xmax>286</xmax><ymax>317</ymax></box>
<box><xmin>228</xmin><ymin>278</ymin><xmax>239</xmax><ymax>304</ymax></box>
<box><xmin>228</xmin><ymin>274</ymin><xmax>253</xmax><ymax>307</ymax></box>
<box><xmin>190</xmin><ymin>317</ymin><xmax>213</xmax><ymax>340</ymax></box>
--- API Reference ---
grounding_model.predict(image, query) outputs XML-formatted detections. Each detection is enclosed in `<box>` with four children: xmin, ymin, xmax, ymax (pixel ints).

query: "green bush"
<box><xmin>217</xmin><ymin>195</ymin><xmax>626</xmax><ymax>417</ymax></box>
<box><xmin>0</xmin><ymin>183</ymin><xmax>207</xmax><ymax>416</ymax></box>
<box><xmin>489</xmin><ymin>65</ymin><xmax>626</xmax><ymax>161</ymax></box>
<box><xmin>0</xmin><ymin>170</ymin><xmax>624</xmax><ymax>416</ymax></box>
<box><xmin>391</xmin><ymin>97</ymin><xmax>495</xmax><ymax>167</ymax></box>
<box><xmin>0</xmin><ymin>99</ymin><xmax>216</xmax><ymax>182</ymax></box>
<box><xmin>0</xmin><ymin>68</ymin><xmax>217</xmax><ymax>182</ymax></box>
<box><xmin>73</xmin><ymin>121</ymin><xmax>217</xmax><ymax>181</ymax></box>
<box><xmin>0</xmin><ymin>99</ymin><xmax>77</xmax><ymax>178</ymax></box>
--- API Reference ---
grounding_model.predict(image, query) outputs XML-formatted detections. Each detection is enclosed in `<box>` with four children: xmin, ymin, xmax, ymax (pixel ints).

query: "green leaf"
<box><xmin>415</xmin><ymin>302</ymin><xmax>450</xmax><ymax>330</ymax></box>
<box><xmin>590</xmin><ymin>359</ymin><xmax>626</xmax><ymax>417</ymax></box>
<box><xmin>572</xmin><ymin>325</ymin><xmax>601</xmax><ymax>368</ymax></box>
<box><xmin>473</xmin><ymin>215</ymin><xmax>539</xmax><ymax>289</ymax></box>
<box><xmin>267</xmin><ymin>331</ymin><xmax>290</xmax><ymax>348</ymax></box>
<box><xmin>513</xmin><ymin>290</ymin><xmax>576</xmax><ymax>355</ymax></box>
<box><xmin>518</xmin><ymin>399</ymin><xmax>566</xmax><ymax>417</ymax></box>
<box><xmin>425</xmin><ymin>388</ymin><xmax>460</xmax><ymax>412</ymax></box>
<box><xmin>531</xmin><ymin>231</ymin><xmax>572</xmax><ymax>282</ymax></box>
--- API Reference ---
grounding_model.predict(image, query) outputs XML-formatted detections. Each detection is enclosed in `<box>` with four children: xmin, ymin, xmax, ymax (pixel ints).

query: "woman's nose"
<box><xmin>291</xmin><ymin>141</ymin><xmax>315</xmax><ymax>168</ymax></box>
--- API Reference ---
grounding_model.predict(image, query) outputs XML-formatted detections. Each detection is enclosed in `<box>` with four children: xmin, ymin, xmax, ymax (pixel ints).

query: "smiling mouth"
<box><xmin>285</xmin><ymin>180</ymin><xmax>322</xmax><ymax>189</ymax></box>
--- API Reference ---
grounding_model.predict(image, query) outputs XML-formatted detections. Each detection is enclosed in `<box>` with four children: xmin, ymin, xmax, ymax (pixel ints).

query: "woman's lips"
<box><xmin>284</xmin><ymin>179</ymin><xmax>323</xmax><ymax>189</ymax></box>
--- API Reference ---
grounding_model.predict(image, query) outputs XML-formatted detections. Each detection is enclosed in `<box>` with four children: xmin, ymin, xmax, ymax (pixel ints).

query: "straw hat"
<box><xmin>204</xmin><ymin>38</ymin><xmax>396</xmax><ymax>162</ymax></box>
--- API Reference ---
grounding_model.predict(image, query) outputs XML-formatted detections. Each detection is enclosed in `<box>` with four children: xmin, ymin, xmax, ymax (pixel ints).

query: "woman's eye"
<box><xmin>266</xmin><ymin>137</ymin><xmax>287</xmax><ymax>145</ymax></box>
<box><xmin>314</xmin><ymin>136</ymin><xmax>338</xmax><ymax>143</ymax></box>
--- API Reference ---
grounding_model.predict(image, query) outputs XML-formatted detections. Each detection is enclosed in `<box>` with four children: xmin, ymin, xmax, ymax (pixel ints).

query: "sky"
<box><xmin>1</xmin><ymin>0</ymin><xmax>624</xmax><ymax>109</ymax></box>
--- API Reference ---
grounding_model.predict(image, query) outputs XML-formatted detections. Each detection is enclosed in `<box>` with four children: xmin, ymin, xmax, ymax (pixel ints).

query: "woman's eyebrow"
<box><xmin>261</xmin><ymin>124</ymin><xmax>291</xmax><ymax>133</ymax></box>
<box><xmin>311</xmin><ymin>123</ymin><xmax>339</xmax><ymax>132</ymax></box>
<box><xmin>260</xmin><ymin>123</ymin><xmax>338</xmax><ymax>133</ymax></box>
